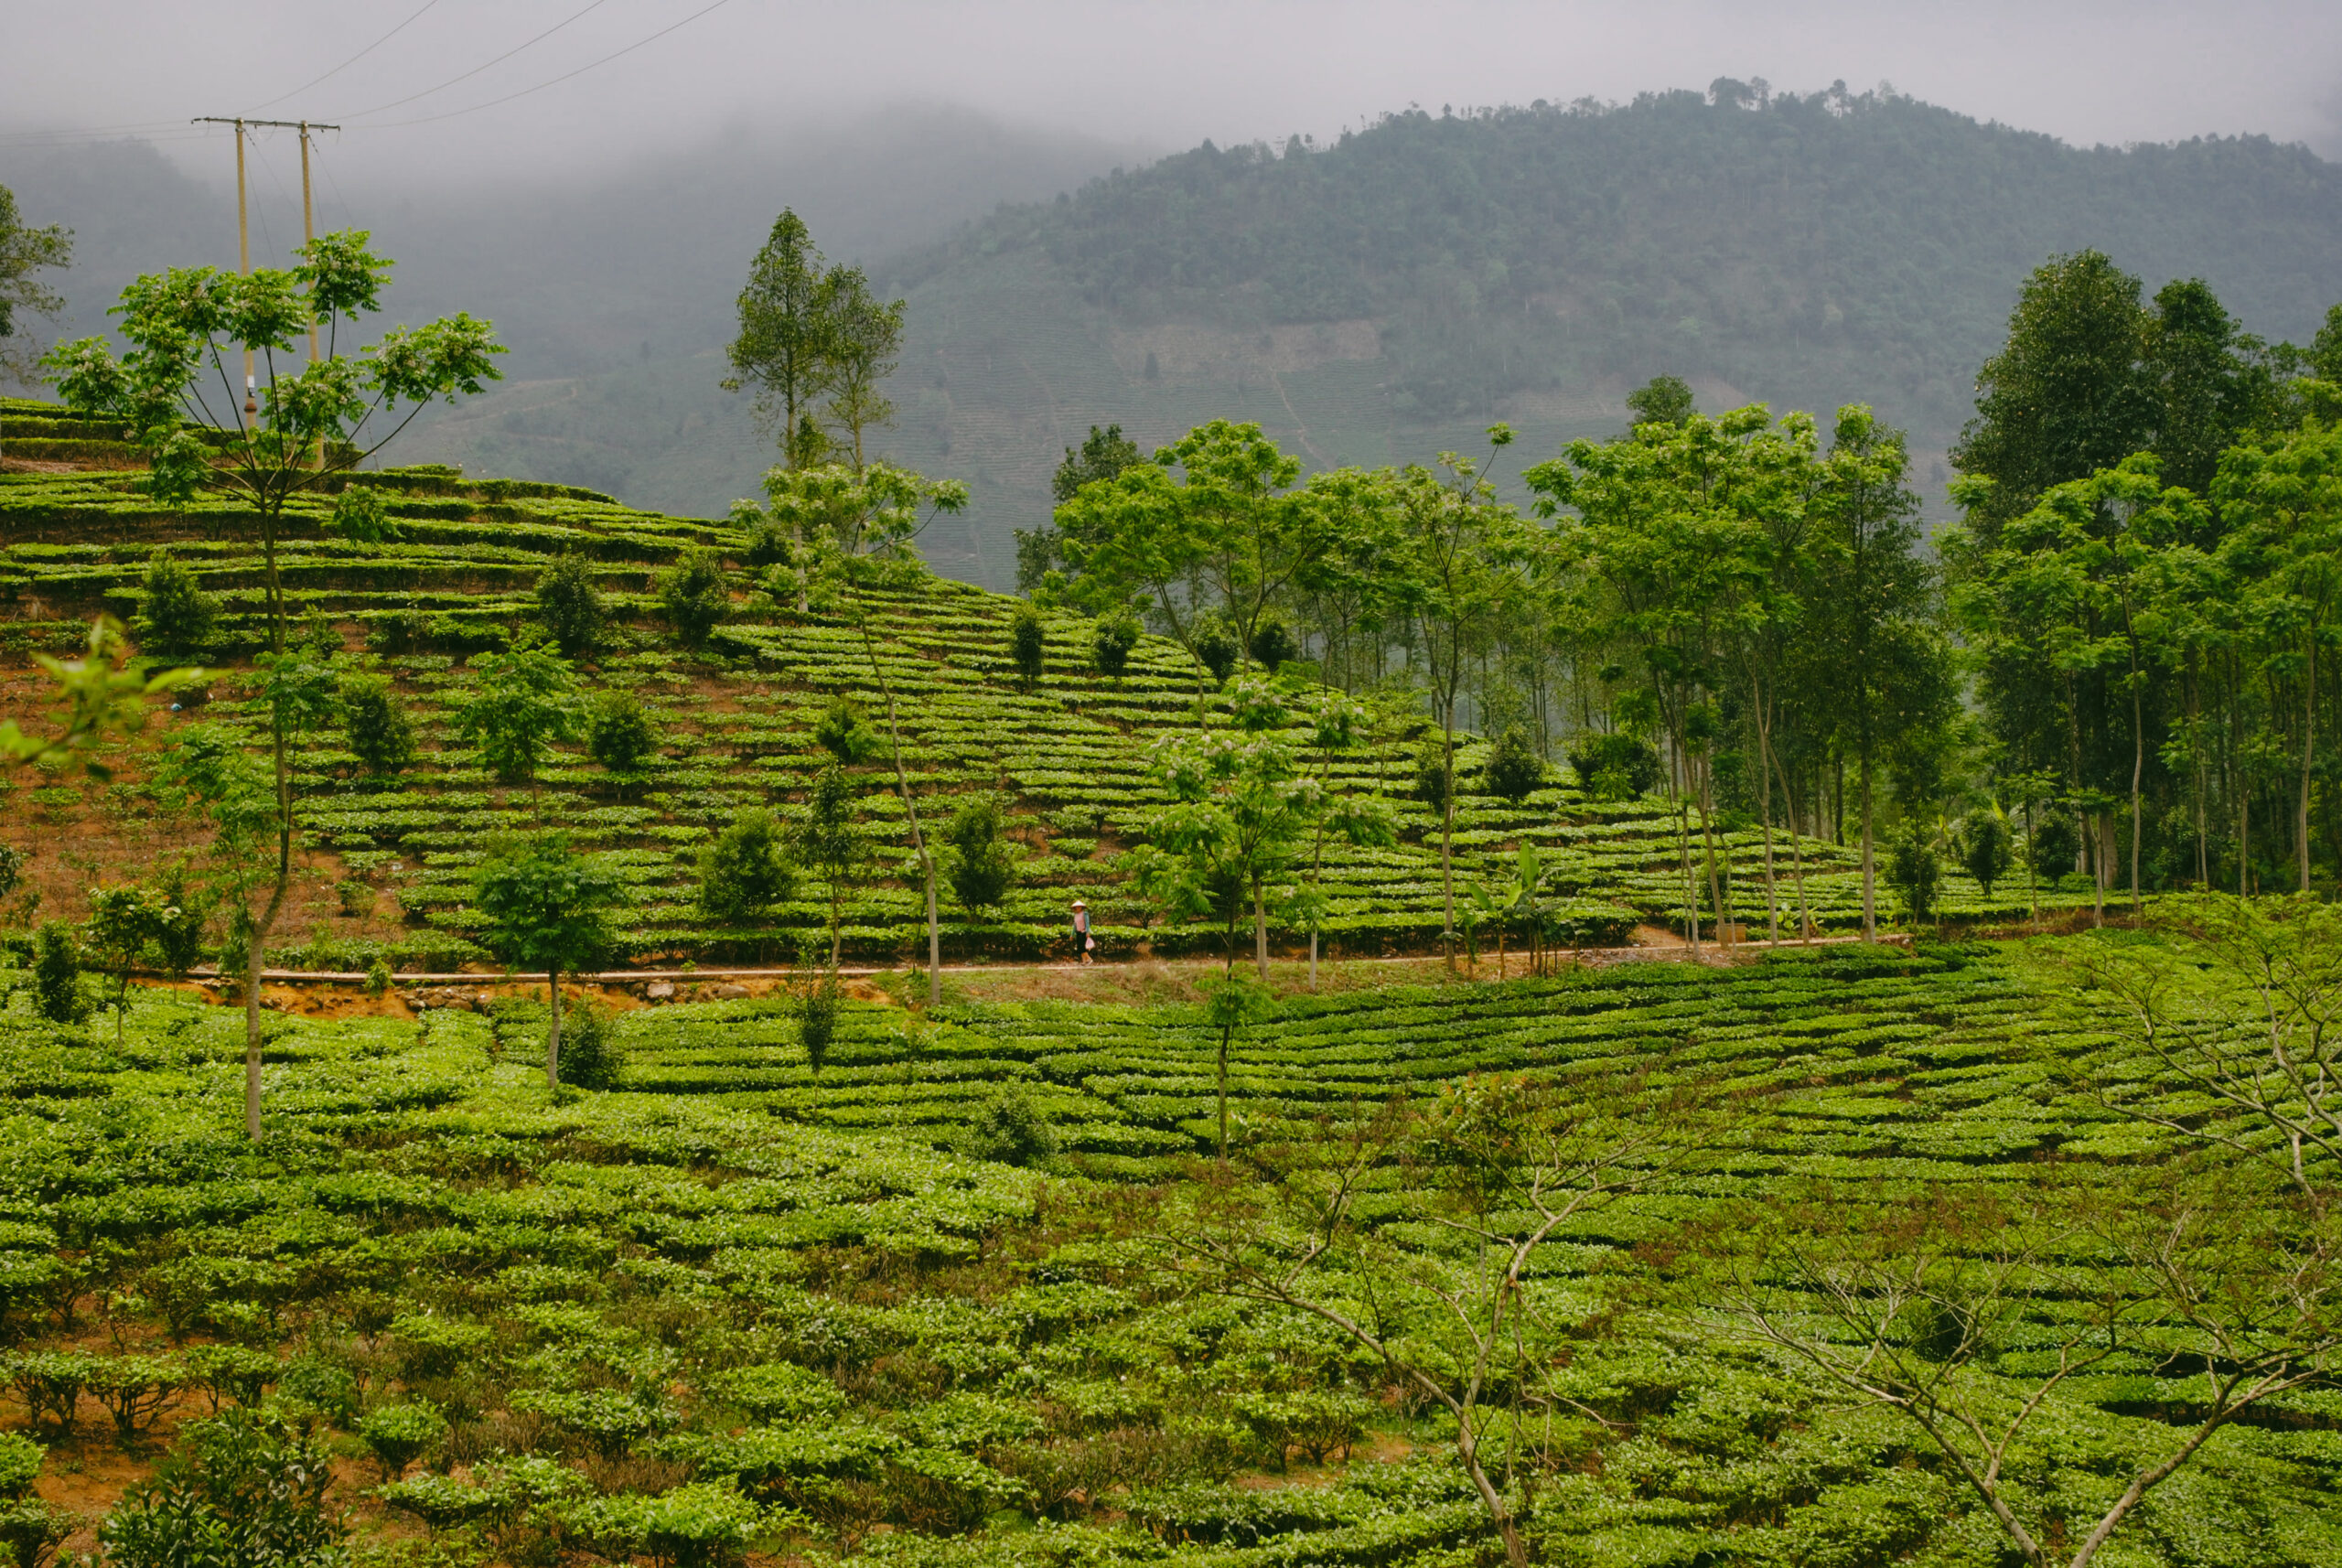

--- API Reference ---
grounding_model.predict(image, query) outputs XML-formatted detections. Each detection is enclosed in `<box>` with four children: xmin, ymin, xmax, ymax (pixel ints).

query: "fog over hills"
<box><xmin>9</xmin><ymin>87</ymin><xmax>2342</xmax><ymax>587</ymax></box>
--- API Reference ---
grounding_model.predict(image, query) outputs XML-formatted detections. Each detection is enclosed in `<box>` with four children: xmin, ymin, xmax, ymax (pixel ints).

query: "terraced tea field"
<box><xmin>0</xmin><ymin>398</ymin><xmax>2091</xmax><ymax>973</ymax></box>
<box><xmin>0</xmin><ymin>939</ymin><xmax>2328</xmax><ymax>1566</ymax></box>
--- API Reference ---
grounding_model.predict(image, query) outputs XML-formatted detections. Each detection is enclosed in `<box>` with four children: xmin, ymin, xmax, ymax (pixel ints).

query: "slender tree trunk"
<box><xmin>2024</xmin><ymin>799</ymin><xmax>2040</xmax><ymax>931</ymax></box>
<box><xmin>546</xmin><ymin>967</ymin><xmax>562</xmax><ymax>1090</ymax></box>
<box><xmin>857</xmin><ymin>618</ymin><xmax>940</xmax><ymax>1005</ymax></box>
<box><xmin>1252</xmin><ymin>877</ymin><xmax>1269</xmax><ymax>983</ymax></box>
<box><xmin>2093</xmin><ymin>811</ymin><xmax>2107</xmax><ymax>929</ymax></box>
<box><xmin>1754</xmin><ymin>693</ymin><xmax>1779</xmax><ymax>942</ymax></box>
<box><xmin>244</xmin><ymin>713</ymin><xmax>295</xmax><ymax>1143</ymax></box>
<box><xmin>2130</xmin><ymin>677</ymin><xmax>2145</xmax><ymax>914</ymax></box>
<box><xmin>1440</xmin><ymin>717</ymin><xmax>1459</xmax><ymax>972</ymax></box>
<box><xmin>1859</xmin><ymin>753</ymin><xmax>1876</xmax><ymax>941</ymax></box>
<box><xmin>1308</xmin><ymin>929</ymin><xmax>1318</xmax><ymax>992</ymax></box>
<box><xmin>1765</xmin><ymin>730</ymin><xmax>1812</xmax><ymax>942</ymax></box>
<box><xmin>2300</xmin><ymin>639</ymin><xmax>2316</xmax><ymax>893</ymax></box>
<box><xmin>1697</xmin><ymin>754</ymin><xmax>1728</xmax><ymax>949</ymax></box>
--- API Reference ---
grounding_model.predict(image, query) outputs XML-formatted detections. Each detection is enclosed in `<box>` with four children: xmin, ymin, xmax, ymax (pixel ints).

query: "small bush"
<box><xmin>660</xmin><ymin>548</ymin><xmax>731</xmax><ymax>649</ymax></box>
<box><xmin>101</xmin><ymin>1409</ymin><xmax>343</xmax><ymax>1568</ymax></box>
<box><xmin>1413</xmin><ymin>744</ymin><xmax>1451</xmax><ymax>811</ymax></box>
<box><xmin>558</xmin><ymin>998</ymin><xmax>622</xmax><ymax>1091</ymax></box>
<box><xmin>0</xmin><ymin>1496</ymin><xmax>77</xmax><ymax>1568</ymax></box>
<box><xmin>957</xmin><ymin>1084</ymin><xmax>1058</xmax><ymax>1167</ymax></box>
<box><xmin>87</xmin><ymin>1355</ymin><xmax>185</xmax><ymax>1439</ymax></box>
<box><xmin>360</xmin><ymin>1402</ymin><xmax>449</xmax><ymax>1480</ymax></box>
<box><xmin>706</xmin><ymin>1363</ymin><xmax>845</xmax><ymax>1425</ymax></box>
<box><xmin>326</xmin><ymin>485</ymin><xmax>399</xmax><ymax>547</ymax></box>
<box><xmin>1193</xmin><ymin>623</ymin><xmax>1239</xmax><ymax>687</ymax></box>
<box><xmin>1483</xmin><ymin>725</ymin><xmax>1546</xmax><ymax>802</ymax></box>
<box><xmin>0</xmin><ymin>1436</ymin><xmax>42</xmax><ymax>1499</ymax></box>
<box><xmin>1090</xmin><ymin>614</ymin><xmax>1139</xmax><ymax>679</ymax></box>
<box><xmin>1888</xmin><ymin>826</ymin><xmax>1942</xmax><ymax>929</ymax></box>
<box><xmin>338</xmin><ymin>881</ymin><xmax>376</xmax><ymax>918</ymax></box>
<box><xmin>1009</xmin><ymin>605</ymin><xmax>1046</xmax><ymax>690</ymax></box>
<box><xmin>364</xmin><ymin>955</ymin><xmax>393</xmax><ymax>997</ymax></box>
<box><xmin>32</xmin><ymin>925</ymin><xmax>82</xmax><ymax>1026</ymax></box>
<box><xmin>340</xmin><ymin>672</ymin><xmax>418</xmax><ymax>780</ymax></box>
<box><xmin>1248</xmin><ymin>618</ymin><xmax>1296</xmax><ymax>673</ymax></box>
<box><xmin>793</xmin><ymin>945</ymin><xmax>841</xmax><ymax>1073</ymax></box>
<box><xmin>135</xmin><ymin>550</ymin><xmax>219</xmax><ymax>654</ymax></box>
<box><xmin>699</xmin><ymin>810</ymin><xmax>796</xmax><ymax>920</ymax></box>
<box><xmin>944</xmin><ymin>795</ymin><xmax>1018</xmax><ymax>915</ymax></box>
<box><xmin>1962</xmin><ymin>812</ymin><xmax>2012</xmax><ymax>897</ymax></box>
<box><xmin>2027</xmin><ymin>811</ymin><xmax>2078</xmax><ymax>880</ymax></box>
<box><xmin>152</xmin><ymin>870</ymin><xmax>207</xmax><ymax>979</ymax></box>
<box><xmin>586</xmin><ymin>689</ymin><xmax>661</xmax><ymax>774</ymax></box>
<box><xmin>1567</xmin><ymin>731</ymin><xmax>1661</xmax><ymax>800</ymax></box>
<box><xmin>534</xmin><ymin>553</ymin><xmax>606</xmax><ymax>659</ymax></box>
<box><xmin>812</xmin><ymin>696</ymin><xmax>879</xmax><ymax>766</ymax></box>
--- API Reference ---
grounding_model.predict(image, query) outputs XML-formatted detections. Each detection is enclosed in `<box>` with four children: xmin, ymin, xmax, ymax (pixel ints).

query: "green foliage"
<box><xmin>1961</xmin><ymin>812</ymin><xmax>2012</xmax><ymax>897</ymax></box>
<box><xmin>134</xmin><ymin>549</ymin><xmax>219</xmax><ymax>655</ymax></box>
<box><xmin>1051</xmin><ymin>424</ymin><xmax>1144</xmax><ymax>506</ymax></box>
<box><xmin>450</xmin><ymin>643</ymin><xmax>578</xmax><ymax>787</ymax></box>
<box><xmin>0</xmin><ymin>1437</ymin><xmax>40</xmax><ymax>1501</ymax></box>
<box><xmin>699</xmin><ymin>810</ymin><xmax>797</xmax><ymax>920</ymax></box>
<box><xmin>326</xmin><ymin>485</ymin><xmax>400</xmax><ymax>548</ymax></box>
<box><xmin>1886</xmin><ymin>825</ymin><xmax>1941</xmax><ymax>927</ymax></box>
<box><xmin>585</xmin><ymin>688</ymin><xmax>661</xmax><ymax>774</ymax></box>
<box><xmin>944</xmin><ymin>796</ymin><xmax>1019</xmax><ymax>915</ymax></box>
<box><xmin>791</xmin><ymin>940</ymin><xmax>843</xmax><ymax>1072</ymax></box>
<box><xmin>812</xmin><ymin>696</ymin><xmax>879</xmax><ymax>767</ymax></box>
<box><xmin>706</xmin><ymin>1363</ymin><xmax>846</xmax><ymax>1424</ymax></box>
<box><xmin>1412</xmin><ymin>743</ymin><xmax>1451</xmax><ymax>810</ymax></box>
<box><xmin>554</xmin><ymin>1480</ymin><xmax>765</xmax><ymax>1568</ymax></box>
<box><xmin>0</xmin><ymin>184</ymin><xmax>70</xmax><ymax>372</ymax></box>
<box><xmin>101</xmin><ymin>1409</ymin><xmax>343</xmax><ymax>1568</ymax></box>
<box><xmin>1566</xmin><ymin>732</ymin><xmax>1659</xmax><ymax>800</ymax></box>
<box><xmin>360</xmin><ymin>1401</ymin><xmax>448</xmax><ymax>1480</ymax></box>
<box><xmin>533</xmin><ymin>552</ymin><xmax>606</xmax><ymax>659</ymax></box>
<box><xmin>0</xmin><ymin>1497</ymin><xmax>75</xmax><ymax>1568</ymax></box>
<box><xmin>339</xmin><ymin>671</ymin><xmax>418</xmax><ymax>780</ymax></box>
<box><xmin>1624</xmin><ymin>373</ymin><xmax>1694</xmax><ymax>429</ymax></box>
<box><xmin>1009</xmin><ymin>605</ymin><xmax>1046</xmax><ymax>691</ymax></box>
<box><xmin>1090</xmin><ymin>614</ymin><xmax>1139</xmax><ymax>680</ymax></box>
<box><xmin>364</xmin><ymin>954</ymin><xmax>393</xmax><ymax>997</ymax></box>
<box><xmin>956</xmin><ymin>1084</ymin><xmax>1058</xmax><ymax>1168</ymax></box>
<box><xmin>31</xmin><ymin>924</ymin><xmax>81</xmax><ymax>1026</ymax></box>
<box><xmin>1481</xmin><ymin>726</ymin><xmax>1545</xmax><ymax>802</ymax></box>
<box><xmin>470</xmin><ymin>832</ymin><xmax>626</xmax><ymax>984</ymax></box>
<box><xmin>1192</xmin><ymin>624</ymin><xmax>1237</xmax><ymax>686</ymax></box>
<box><xmin>661</xmin><ymin>548</ymin><xmax>732</xmax><ymax>649</ymax></box>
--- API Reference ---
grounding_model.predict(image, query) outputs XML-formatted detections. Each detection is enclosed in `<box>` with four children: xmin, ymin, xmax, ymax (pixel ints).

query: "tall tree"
<box><xmin>1951</xmin><ymin>250</ymin><xmax>2153</xmax><ymax>547</ymax></box>
<box><xmin>819</xmin><ymin>266</ymin><xmax>904</xmax><ymax>472</ymax></box>
<box><xmin>756</xmin><ymin>462</ymin><xmax>969</xmax><ymax>1003</ymax></box>
<box><xmin>2146</xmin><ymin>278</ymin><xmax>2272</xmax><ymax>502</ymax></box>
<box><xmin>725</xmin><ymin>209</ymin><xmax>836</xmax><ymax>472</ymax></box>
<box><xmin>0</xmin><ymin>184</ymin><xmax>70</xmax><ymax>391</ymax></box>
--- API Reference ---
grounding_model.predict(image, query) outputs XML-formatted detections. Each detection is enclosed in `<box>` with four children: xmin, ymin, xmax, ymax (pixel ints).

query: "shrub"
<box><xmin>340</xmin><ymin>671</ymin><xmax>418</xmax><ymax>780</ymax></box>
<box><xmin>326</xmin><ymin>485</ymin><xmax>398</xmax><ymax>547</ymax></box>
<box><xmin>153</xmin><ymin>869</ymin><xmax>207</xmax><ymax>978</ymax></box>
<box><xmin>0</xmin><ymin>1496</ymin><xmax>76</xmax><ymax>1568</ymax></box>
<box><xmin>586</xmin><ymin>689</ymin><xmax>661</xmax><ymax>774</ymax></box>
<box><xmin>2028</xmin><ymin>811</ymin><xmax>2078</xmax><ymax>880</ymax></box>
<box><xmin>183</xmin><ymin>1345</ymin><xmax>278</xmax><ymax>1413</ymax></box>
<box><xmin>5</xmin><ymin>1353</ymin><xmax>94</xmax><ymax>1434</ymax></box>
<box><xmin>338</xmin><ymin>881</ymin><xmax>376</xmax><ymax>918</ymax></box>
<box><xmin>32</xmin><ymin>925</ymin><xmax>82</xmax><ymax>1026</ymax></box>
<box><xmin>744</xmin><ymin>517</ymin><xmax>794</xmax><ymax>570</ymax></box>
<box><xmin>507</xmin><ymin>1387</ymin><xmax>670</xmax><ymax>1457</ymax></box>
<box><xmin>706</xmin><ymin>1363</ymin><xmax>846</xmax><ymax>1424</ymax></box>
<box><xmin>558</xmin><ymin>998</ymin><xmax>623</xmax><ymax>1091</ymax></box>
<box><xmin>87</xmin><ymin>1355</ymin><xmax>185</xmax><ymax>1438</ymax></box>
<box><xmin>533</xmin><ymin>552</ymin><xmax>606</xmax><ymax>658</ymax></box>
<box><xmin>1567</xmin><ymin>732</ymin><xmax>1661</xmax><ymax>800</ymax></box>
<box><xmin>793</xmin><ymin>943</ymin><xmax>842</xmax><ymax>1072</ymax></box>
<box><xmin>134</xmin><ymin>550</ymin><xmax>219</xmax><ymax>654</ymax></box>
<box><xmin>1413</xmin><ymin>744</ymin><xmax>1451</xmax><ymax>811</ymax></box>
<box><xmin>699</xmin><ymin>810</ymin><xmax>796</xmax><ymax>920</ymax></box>
<box><xmin>364</xmin><ymin>955</ymin><xmax>393</xmax><ymax>997</ymax></box>
<box><xmin>1194</xmin><ymin>623</ymin><xmax>1239</xmax><ymax>687</ymax></box>
<box><xmin>101</xmin><ymin>1409</ymin><xmax>343</xmax><ymax>1568</ymax></box>
<box><xmin>1090</xmin><ymin>614</ymin><xmax>1139</xmax><ymax>679</ymax></box>
<box><xmin>812</xmin><ymin>696</ymin><xmax>879</xmax><ymax>766</ymax></box>
<box><xmin>1009</xmin><ymin>605</ymin><xmax>1046</xmax><ymax>690</ymax></box>
<box><xmin>944</xmin><ymin>796</ymin><xmax>1017</xmax><ymax>915</ymax></box>
<box><xmin>1887</xmin><ymin>826</ymin><xmax>1942</xmax><ymax>929</ymax></box>
<box><xmin>1483</xmin><ymin>725</ymin><xmax>1545</xmax><ymax>802</ymax></box>
<box><xmin>360</xmin><ymin>1402</ymin><xmax>448</xmax><ymax>1480</ymax></box>
<box><xmin>553</xmin><ymin>1480</ymin><xmax>763</xmax><ymax>1568</ymax></box>
<box><xmin>957</xmin><ymin>1085</ymin><xmax>1058</xmax><ymax>1167</ymax></box>
<box><xmin>1962</xmin><ymin>812</ymin><xmax>2012</xmax><ymax>897</ymax></box>
<box><xmin>1249</xmin><ymin>617</ymin><xmax>1296</xmax><ymax>673</ymax></box>
<box><xmin>0</xmin><ymin>1436</ymin><xmax>41</xmax><ymax>1499</ymax></box>
<box><xmin>660</xmin><ymin>548</ymin><xmax>731</xmax><ymax>648</ymax></box>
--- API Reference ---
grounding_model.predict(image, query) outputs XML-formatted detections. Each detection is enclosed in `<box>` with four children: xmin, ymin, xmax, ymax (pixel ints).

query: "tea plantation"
<box><xmin>0</xmin><ymin>936</ymin><xmax>2330</xmax><ymax>1566</ymax></box>
<box><xmin>0</xmin><ymin>398</ymin><xmax>2093</xmax><ymax>973</ymax></box>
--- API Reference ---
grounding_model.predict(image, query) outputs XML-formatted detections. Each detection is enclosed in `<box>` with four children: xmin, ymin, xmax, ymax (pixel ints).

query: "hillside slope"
<box><xmin>0</xmin><ymin>403</ymin><xmax>2097</xmax><ymax>968</ymax></box>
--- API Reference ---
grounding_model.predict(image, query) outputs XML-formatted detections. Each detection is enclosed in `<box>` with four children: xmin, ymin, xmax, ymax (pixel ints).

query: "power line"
<box><xmin>365</xmin><ymin>0</ymin><xmax>737</xmax><ymax>128</ymax></box>
<box><xmin>248</xmin><ymin>0</ymin><xmax>445</xmax><ymax>113</ymax></box>
<box><xmin>342</xmin><ymin>0</ymin><xmax>619</xmax><ymax>120</ymax></box>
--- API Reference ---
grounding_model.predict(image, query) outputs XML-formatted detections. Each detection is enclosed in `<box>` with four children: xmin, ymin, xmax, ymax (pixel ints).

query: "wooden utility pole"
<box><xmin>192</xmin><ymin>117</ymin><xmax>342</xmax><ymax>424</ymax></box>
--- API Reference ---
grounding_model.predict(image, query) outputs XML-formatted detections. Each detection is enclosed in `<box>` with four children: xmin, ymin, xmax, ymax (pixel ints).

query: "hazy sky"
<box><xmin>6</xmin><ymin>0</ymin><xmax>2342</xmax><ymax>192</ymax></box>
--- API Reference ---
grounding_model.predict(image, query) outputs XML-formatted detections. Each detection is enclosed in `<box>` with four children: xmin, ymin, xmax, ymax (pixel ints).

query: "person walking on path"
<box><xmin>1071</xmin><ymin>899</ymin><xmax>1094</xmax><ymax>964</ymax></box>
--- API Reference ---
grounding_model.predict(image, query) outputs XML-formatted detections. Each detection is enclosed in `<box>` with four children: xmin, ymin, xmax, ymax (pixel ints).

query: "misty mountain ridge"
<box><xmin>8</xmin><ymin>85</ymin><xmax>2342</xmax><ymax>586</ymax></box>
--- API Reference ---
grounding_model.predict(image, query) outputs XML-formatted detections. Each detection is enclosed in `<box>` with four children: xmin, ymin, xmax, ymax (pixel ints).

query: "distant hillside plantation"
<box><xmin>404</xmin><ymin>86</ymin><xmax>2342</xmax><ymax>586</ymax></box>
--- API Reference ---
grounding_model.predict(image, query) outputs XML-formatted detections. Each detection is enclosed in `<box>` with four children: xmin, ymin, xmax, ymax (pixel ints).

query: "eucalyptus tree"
<box><xmin>44</xmin><ymin>233</ymin><xmax>500</xmax><ymax>1128</ymax></box>
<box><xmin>1054</xmin><ymin>420</ymin><xmax>1335</xmax><ymax>714</ymax></box>
<box><xmin>2212</xmin><ymin>418</ymin><xmax>2342</xmax><ymax>892</ymax></box>
<box><xmin>751</xmin><ymin>462</ymin><xmax>968</xmax><ymax>1004</ymax></box>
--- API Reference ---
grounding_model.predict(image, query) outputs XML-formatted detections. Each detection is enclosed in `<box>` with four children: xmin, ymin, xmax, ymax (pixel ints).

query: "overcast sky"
<box><xmin>5</xmin><ymin>0</ymin><xmax>2342</xmax><ymax>191</ymax></box>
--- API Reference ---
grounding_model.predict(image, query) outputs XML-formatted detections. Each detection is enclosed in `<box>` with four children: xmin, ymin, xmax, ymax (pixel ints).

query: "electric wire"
<box><xmin>362</xmin><ymin>0</ymin><xmax>736</xmax><ymax>127</ymax></box>
<box><xmin>341</xmin><ymin>0</ymin><xmax>619</xmax><ymax>121</ymax></box>
<box><xmin>247</xmin><ymin>0</ymin><xmax>445</xmax><ymax>113</ymax></box>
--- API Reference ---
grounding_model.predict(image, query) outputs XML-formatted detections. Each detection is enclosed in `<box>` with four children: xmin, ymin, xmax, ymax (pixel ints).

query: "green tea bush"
<box><xmin>360</xmin><ymin>1401</ymin><xmax>449</xmax><ymax>1479</ymax></box>
<box><xmin>706</xmin><ymin>1363</ymin><xmax>847</xmax><ymax>1424</ymax></box>
<box><xmin>1482</xmin><ymin>725</ymin><xmax>1545</xmax><ymax>802</ymax></box>
<box><xmin>553</xmin><ymin>1480</ymin><xmax>765</xmax><ymax>1568</ymax></box>
<box><xmin>586</xmin><ymin>689</ymin><xmax>661</xmax><ymax>774</ymax></box>
<box><xmin>134</xmin><ymin>549</ymin><xmax>218</xmax><ymax>654</ymax></box>
<box><xmin>957</xmin><ymin>1085</ymin><xmax>1058</xmax><ymax>1168</ymax></box>
<box><xmin>102</xmin><ymin>1410</ymin><xmax>343</xmax><ymax>1568</ymax></box>
<box><xmin>31</xmin><ymin>926</ymin><xmax>81</xmax><ymax>1026</ymax></box>
<box><xmin>700</xmin><ymin>811</ymin><xmax>796</xmax><ymax>920</ymax></box>
<box><xmin>1090</xmin><ymin>614</ymin><xmax>1139</xmax><ymax>679</ymax></box>
<box><xmin>813</xmin><ymin>696</ymin><xmax>880</xmax><ymax>767</ymax></box>
<box><xmin>1010</xmin><ymin>606</ymin><xmax>1045</xmax><ymax>690</ymax></box>
<box><xmin>327</xmin><ymin>485</ymin><xmax>399</xmax><ymax>547</ymax></box>
<box><xmin>89</xmin><ymin>1355</ymin><xmax>186</xmax><ymax>1438</ymax></box>
<box><xmin>558</xmin><ymin>998</ymin><xmax>622</xmax><ymax>1091</ymax></box>
<box><xmin>340</xmin><ymin>671</ymin><xmax>418</xmax><ymax>780</ymax></box>
<box><xmin>944</xmin><ymin>796</ymin><xmax>1018</xmax><ymax>915</ymax></box>
<box><xmin>661</xmin><ymin>548</ymin><xmax>730</xmax><ymax>649</ymax></box>
<box><xmin>534</xmin><ymin>552</ymin><xmax>606</xmax><ymax>658</ymax></box>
